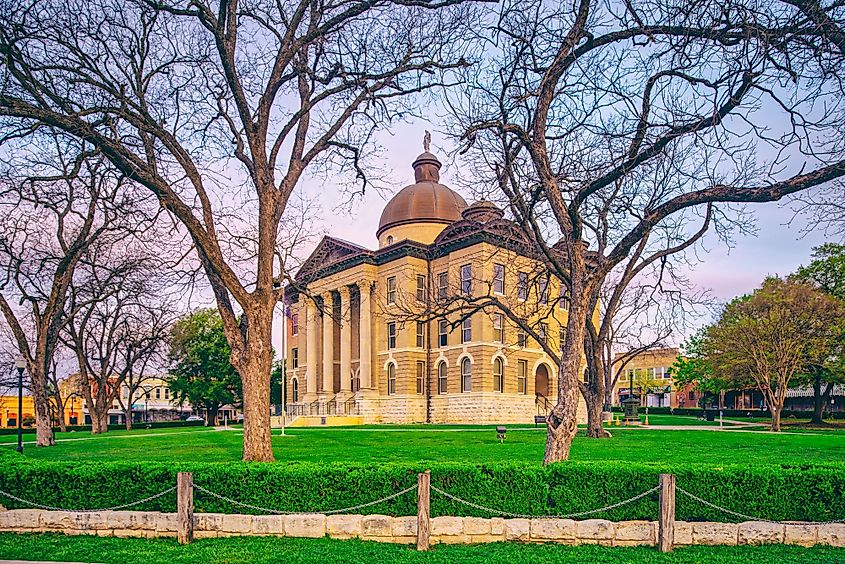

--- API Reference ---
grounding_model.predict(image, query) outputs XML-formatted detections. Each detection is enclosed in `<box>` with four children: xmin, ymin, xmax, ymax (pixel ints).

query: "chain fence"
<box><xmin>193</xmin><ymin>483</ymin><xmax>418</xmax><ymax>516</ymax></box>
<box><xmin>0</xmin><ymin>486</ymin><xmax>177</xmax><ymax>513</ymax></box>
<box><xmin>2</xmin><ymin>479</ymin><xmax>842</xmax><ymax>526</ymax></box>
<box><xmin>430</xmin><ymin>484</ymin><xmax>659</xmax><ymax>519</ymax></box>
<box><xmin>676</xmin><ymin>486</ymin><xmax>845</xmax><ymax>525</ymax></box>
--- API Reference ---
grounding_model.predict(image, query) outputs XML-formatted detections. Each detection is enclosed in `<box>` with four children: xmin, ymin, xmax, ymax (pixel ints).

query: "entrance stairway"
<box><xmin>284</xmin><ymin>394</ymin><xmax>363</xmax><ymax>427</ymax></box>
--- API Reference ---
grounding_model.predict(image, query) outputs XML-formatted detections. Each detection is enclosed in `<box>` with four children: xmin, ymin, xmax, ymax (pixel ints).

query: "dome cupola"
<box><xmin>376</xmin><ymin>134</ymin><xmax>467</xmax><ymax>247</ymax></box>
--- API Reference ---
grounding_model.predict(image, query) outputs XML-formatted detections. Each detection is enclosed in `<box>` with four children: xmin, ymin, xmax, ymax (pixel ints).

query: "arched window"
<box><xmin>292</xmin><ymin>378</ymin><xmax>299</xmax><ymax>402</ymax></box>
<box><xmin>387</xmin><ymin>363</ymin><xmax>396</xmax><ymax>395</ymax></box>
<box><xmin>493</xmin><ymin>358</ymin><xmax>504</xmax><ymax>392</ymax></box>
<box><xmin>386</xmin><ymin>235</ymin><xmax>394</xmax><ymax>245</ymax></box>
<box><xmin>437</xmin><ymin>361</ymin><xmax>448</xmax><ymax>394</ymax></box>
<box><xmin>461</xmin><ymin>357</ymin><xmax>472</xmax><ymax>393</ymax></box>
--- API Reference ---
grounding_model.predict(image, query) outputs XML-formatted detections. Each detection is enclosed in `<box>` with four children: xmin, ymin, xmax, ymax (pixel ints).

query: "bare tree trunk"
<box><xmin>583</xmin><ymin>337</ymin><xmax>611</xmax><ymax>439</ymax></box>
<box><xmin>544</xmin><ymin>288</ymin><xmax>590</xmax><ymax>464</ymax></box>
<box><xmin>124</xmin><ymin>407</ymin><xmax>133</xmax><ymax>430</ymax></box>
<box><xmin>584</xmin><ymin>389</ymin><xmax>610</xmax><ymax>438</ymax></box>
<box><xmin>207</xmin><ymin>404</ymin><xmax>221</xmax><ymax>427</ymax></box>
<box><xmin>52</xmin><ymin>392</ymin><xmax>67</xmax><ymax>433</ymax></box>
<box><xmin>238</xmin><ymin>347</ymin><xmax>273</xmax><ymax>461</ymax></box>
<box><xmin>227</xmin><ymin>305</ymin><xmax>274</xmax><ymax>461</ymax></box>
<box><xmin>770</xmin><ymin>405</ymin><xmax>781</xmax><ymax>432</ymax></box>
<box><xmin>90</xmin><ymin>409</ymin><xmax>109</xmax><ymax>434</ymax></box>
<box><xmin>811</xmin><ymin>377</ymin><xmax>833</xmax><ymax>425</ymax></box>
<box><xmin>30</xmin><ymin>366</ymin><xmax>55</xmax><ymax>446</ymax></box>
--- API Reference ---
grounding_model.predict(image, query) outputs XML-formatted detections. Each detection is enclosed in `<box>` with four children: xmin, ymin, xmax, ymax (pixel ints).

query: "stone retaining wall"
<box><xmin>0</xmin><ymin>510</ymin><xmax>842</xmax><ymax>547</ymax></box>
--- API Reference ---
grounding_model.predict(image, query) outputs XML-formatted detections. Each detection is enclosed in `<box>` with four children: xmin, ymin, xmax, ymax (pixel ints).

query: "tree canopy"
<box><xmin>700</xmin><ymin>278</ymin><xmax>845</xmax><ymax>431</ymax></box>
<box><xmin>167</xmin><ymin>309</ymin><xmax>241</xmax><ymax>425</ymax></box>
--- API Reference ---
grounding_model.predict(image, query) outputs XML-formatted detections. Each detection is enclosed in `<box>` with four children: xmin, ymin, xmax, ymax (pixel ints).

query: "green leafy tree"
<box><xmin>672</xmin><ymin>328</ymin><xmax>751</xmax><ymax>407</ymax></box>
<box><xmin>701</xmin><ymin>278</ymin><xmax>845</xmax><ymax>431</ymax></box>
<box><xmin>168</xmin><ymin>309</ymin><xmax>242</xmax><ymax>426</ymax></box>
<box><xmin>792</xmin><ymin>244</ymin><xmax>845</xmax><ymax>423</ymax></box>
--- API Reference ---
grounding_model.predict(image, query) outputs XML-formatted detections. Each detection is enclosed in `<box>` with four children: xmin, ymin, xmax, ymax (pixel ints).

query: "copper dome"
<box><xmin>376</xmin><ymin>152</ymin><xmax>468</xmax><ymax>237</ymax></box>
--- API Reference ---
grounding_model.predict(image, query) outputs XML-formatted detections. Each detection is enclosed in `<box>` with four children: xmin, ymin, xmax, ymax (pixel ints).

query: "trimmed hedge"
<box><xmin>609</xmin><ymin>406</ymin><xmax>845</xmax><ymax>419</ymax></box>
<box><xmin>0</xmin><ymin>460</ymin><xmax>842</xmax><ymax>523</ymax></box>
<box><xmin>0</xmin><ymin>420</ymin><xmax>205</xmax><ymax>436</ymax></box>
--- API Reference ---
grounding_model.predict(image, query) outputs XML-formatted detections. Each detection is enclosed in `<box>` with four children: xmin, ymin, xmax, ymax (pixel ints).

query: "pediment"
<box><xmin>295</xmin><ymin>236</ymin><xmax>368</xmax><ymax>283</ymax></box>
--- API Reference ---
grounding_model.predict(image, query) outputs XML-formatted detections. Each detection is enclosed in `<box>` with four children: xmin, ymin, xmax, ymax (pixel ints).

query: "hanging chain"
<box><xmin>193</xmin><ymin>483</ymin><xmax>417</xmax><ymax>515</ymax></box>
<box><xmin>0</xmin><ymin>486</ymin><xmax>176</xmax><ymax>513</ymax></box>
<box><xmin>430</xmin><ymin>484</ymin><xmax>659</xmax><ymax>519</ymax></box>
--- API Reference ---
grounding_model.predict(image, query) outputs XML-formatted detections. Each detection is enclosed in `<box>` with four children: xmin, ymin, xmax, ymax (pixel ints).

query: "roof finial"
<box><xmin>423</xmin><ymin>130</ymin><xmax>431</xmax><ymax>152</ymax></box>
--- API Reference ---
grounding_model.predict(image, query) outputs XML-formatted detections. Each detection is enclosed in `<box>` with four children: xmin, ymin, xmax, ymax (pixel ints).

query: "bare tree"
<box><xmin>63</xmin><ymin>238</ymin><xmax>179</xmax><ymax>433</ymax></box>
<box><xmin>452</xmin><ymin>0</ymin><xmax>845</xmax><ymax>462</ymax></box>
<box><xmin>584</xmin><ymin>267</ymin><xmax>713</xmax><ymax>437</ymax></box>
<box><xmin>0</xmin><ymin>0</ymin><xmax>482</xmax><ymax>460</ymax></box>
<box><xmin>0</xmin><ymin>132</ymin><xmax>149</xmax><ymax>446</ymax></box>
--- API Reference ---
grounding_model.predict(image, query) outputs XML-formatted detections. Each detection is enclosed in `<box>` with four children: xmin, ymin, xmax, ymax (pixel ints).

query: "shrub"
<box><xmin>0</xmin><ymin>460</ymin><xmax>841</xmax><ymax>523</ymax></box>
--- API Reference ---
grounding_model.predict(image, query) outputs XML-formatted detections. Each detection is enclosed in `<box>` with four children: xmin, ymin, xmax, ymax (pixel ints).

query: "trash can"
<box><xmin>705</xmin><ymin>410</ymin><xmax>716</xmax><ymax>422</ymax></box>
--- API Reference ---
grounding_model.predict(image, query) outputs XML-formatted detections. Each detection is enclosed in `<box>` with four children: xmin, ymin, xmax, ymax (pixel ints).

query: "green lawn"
<box><xmin>0</xmin><ymin>533</ymin><xmax>841</xmax><ymax>564</ymax></box>
<box><xmin>3</xmin><ymin>422</ymin><xmax>845</xmax><ymax>466</ymax></box>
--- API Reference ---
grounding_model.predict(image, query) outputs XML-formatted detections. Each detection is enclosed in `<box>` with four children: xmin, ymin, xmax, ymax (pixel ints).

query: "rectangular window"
<box><xmin>155</xmin><ymin>388</ymin><xmax>161</xmax><ymax>400</ymax></box>
<box><xmin>416</xmin><ymin>361</ymin><xmax>425</xmax><ymax>395</ymax></box>
<box><xmin>517</xmin><ymin>272</ymin><xmax>528</xmax><ymax>301</ymax></box>
<box><xmin>538</xmin><ymin>322</ymin><xmax>548</xmax><ymax>346</ymax></box>
<box><xmin>416</xmin><ymin>275</ymin><xmax>426</xmax><ymax>303</ymax></box>
<box><xmin>538</xmin><ymin>275</ymin><xmax>549</xmax><ymax>304</ymax></box>
<box><xmin>438</xmin><ymin>363</ymin><xmax>448</xmax><ymax>394</ymax></box>
<box><xmin>559</xmin><ymin>287</ymin><xmax>570</xmax><ymax>311</ymax></box>
<box><xmin>387</xmin><ymin>322</ymin><xmax>396</xmax><ymax>349</ymax></box>
<box><xmin>663</xmin><ymin>367</ymin><xmax>672</xmax><ymax>379</ymax></box>
<box><xmin>292</xmin><ymin>347</ymin><xmax>299</xmax><ymax>369</ymax></box>
<box><xmin>559</xmin><ymin>327</ymin><xmax>566</xmax><ymax>353</ymax></box>
<box><xmin>437</xmin><ymin>272</ymin><xmax>449</xmax><ymax>300</ymax></box>
<box><xmin>518</xmin><ymin>360</ymin><xmax>528</xmax><ymax>394</ymax></box>
<box><xmin>291</xmin><ymin>313</ymin><xmax>299</xmax><ymax>335</ymax></box>
<box><xmin>517</xmin><ymin>328</ymin><xmax>527</xmax><ymax>348</ymax></box>
<box><xmin>386</xmin><ymin>276</ymin><xmax>396</xmax><ymax>305</ymax></box>
<box><xmin>416</xmin><ymin>321</ymin><xmax>425</xmax><ymax>348</ymax></box>
<box><xmin>493</xmin><ymin>263</ymin><xmax>505</xmax><ymax>294</ymax></box>
<box><xmin>164</xmin><ymin>388</ymin><xmax>170</xmax><ymax>400</ymax></box>
<box><xmin>492</xmin><ymin>313</ymin><xmax>504</xmax><ymax>343</ymax></box>
<box><xmin>461</xmin><ymin>317</ymin><xmax>472</xmax><ymax>343</ymax></box>
<box><xmin>438</xmin><ymin>319</ymin><xmax>448</xmax><ymax>347</ymax></box>
<box><xmin>461</xmin><ymin>264</ymin><xmax>472</xmax><ymax>295</ymax></box>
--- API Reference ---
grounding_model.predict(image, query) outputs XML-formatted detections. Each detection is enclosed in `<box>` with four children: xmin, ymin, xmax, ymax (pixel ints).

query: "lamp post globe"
<box><xmin>14</xmin><ymin>356</ymin><xmax>26</xmax><ymax>454</ymax></box>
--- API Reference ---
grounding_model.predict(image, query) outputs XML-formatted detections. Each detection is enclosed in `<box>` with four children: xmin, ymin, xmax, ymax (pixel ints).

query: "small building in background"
<box><xmin>612</xmin><ymin>347</ymin><xmax>700</xmax><ymax>409</ymax></box>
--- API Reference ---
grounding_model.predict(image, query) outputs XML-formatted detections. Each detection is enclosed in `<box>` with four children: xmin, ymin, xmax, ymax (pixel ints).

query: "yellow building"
<box><xmin>612</xmin><ymin>347</ymin><xmax>699</xmax><ymax>408</ymax></box>
<box><xmin>0</xmin><ymin>395</ymin><xmax>35</xmax><ymax>428</ymax></box>
<box><xmin>284</xmin><ymin>149</ymin><xmax>586</xmax><ymax>424</ymax></box>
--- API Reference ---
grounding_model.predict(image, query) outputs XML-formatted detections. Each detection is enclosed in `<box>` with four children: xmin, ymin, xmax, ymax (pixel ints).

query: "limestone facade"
<box><xmin>284</xmin><ymin>150</ymin><xmax>588</xmax><ymax>424</ymax></box>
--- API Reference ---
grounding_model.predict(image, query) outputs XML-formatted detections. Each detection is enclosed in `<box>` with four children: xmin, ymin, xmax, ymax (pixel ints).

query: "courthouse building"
<box><xmin>284</xmin><ymin>148</ymin><xmax>586</xmax><ymax>424</ymax></box>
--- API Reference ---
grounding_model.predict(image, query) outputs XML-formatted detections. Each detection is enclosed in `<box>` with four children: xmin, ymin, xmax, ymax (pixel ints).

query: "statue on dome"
<box><xmin>423</xmin><ymin>130</ymin><xmax>431</xmax><ymax>152</ymax></box>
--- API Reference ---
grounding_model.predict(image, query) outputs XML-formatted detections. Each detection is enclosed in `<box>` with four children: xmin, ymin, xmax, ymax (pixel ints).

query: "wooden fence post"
<box><xmin>177</xmin><ymin>472</ymin><xmax>194</xmax><ymax>545</ymax></box>
<box><xmin>417</xmin><ymin>470</ymin><xmax>431</xmax><ymax>551</ymax></box>
<box><xmin>658</xmin><ymin>473</ymin><xmax>675</xmax><ymax>553</ymax></box>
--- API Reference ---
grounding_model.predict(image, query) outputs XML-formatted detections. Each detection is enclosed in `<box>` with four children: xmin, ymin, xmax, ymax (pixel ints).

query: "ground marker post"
<box><xmin>177</xmin><ymin>472</ymin><xmax>194</xmax><ymax>545</ymax></box>
<box><xmin>658</xmin><ymin>473</ymin><xmax>676</xmax><ymax>553</ymax></box>
<box><xmin>417</xmin><ymin>470</ymin><xmax>431</xmax><ymax>551</ymax></box>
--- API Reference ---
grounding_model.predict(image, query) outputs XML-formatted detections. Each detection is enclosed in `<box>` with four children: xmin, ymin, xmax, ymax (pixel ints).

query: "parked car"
<box><xmin>185</xmin><ymin>415</ymin><xmax>204</xmax><ymax>422</ymax></box>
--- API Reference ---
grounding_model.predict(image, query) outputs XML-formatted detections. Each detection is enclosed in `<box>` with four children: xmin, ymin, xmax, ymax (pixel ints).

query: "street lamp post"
<box><xmin>14</xmin><ymin>357</ymin><xmax>26</xmax><ymax>454</ymax></box>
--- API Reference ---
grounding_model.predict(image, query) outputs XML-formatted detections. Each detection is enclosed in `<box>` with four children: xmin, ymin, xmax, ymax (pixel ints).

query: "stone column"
<box><xmin>305</xmin><ymin>299</ymin><xmax>318</xmax><ymax>399</ymax></box>
<box><xmin>339</xmin><ymin>286</ymin><xmax>352</xmax><ymax>393</ymax></box>
<box><xmin>321</xmin><ymin>292</ymin><xmax>334</xmax><ymax>396</ymax></box>
<box><xmin>359</xmin><ymin>281</ymin><xmax>373</xmax><ymax>390</ymax></box>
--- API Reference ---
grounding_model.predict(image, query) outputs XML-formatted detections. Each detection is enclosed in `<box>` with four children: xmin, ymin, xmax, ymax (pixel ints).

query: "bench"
<box><xmin>534</xmin><ymin>415</ymin><xmax>547</xmax><ymax>426</ymax></box>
